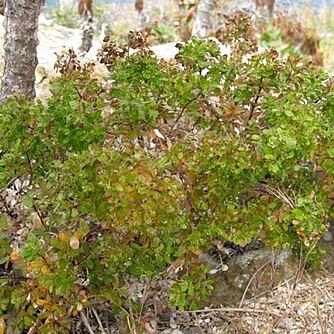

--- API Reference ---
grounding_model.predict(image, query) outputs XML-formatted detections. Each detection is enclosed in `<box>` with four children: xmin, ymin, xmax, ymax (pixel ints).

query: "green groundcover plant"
<box><xmin>0</xmin><ymin>22</ymin><xmax>334</xmax><ymax>332</ymax></box>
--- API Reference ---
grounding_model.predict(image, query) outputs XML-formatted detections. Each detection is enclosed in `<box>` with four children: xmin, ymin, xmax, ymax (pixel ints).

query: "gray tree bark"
<box><xmin>79</xmin><ymin>0</ymin><xmax>94</xmax><ymax>52</ymax></box>
<box><xmin>0</xmin><ymin>0</ymin><xmax>43</xmax><ymax>101</ymax></box>
<box><xmin>0</xmin><ymin>0</ymin><xmax>4</xmax><ymax>15</ymax></box>
<box><xmin>192</xmin><ymin>0</ymin><xmax>216</xmax><ymax>39</ymax></box>
<box><xmin>135</xmin><ymin>11</ymin><xmax>147</xmax><ymax>32</ymax></box>
<box><xmin>135</xmin><ymin>0</ymin><xmax>146</xmax><ymax>31</ymax></box>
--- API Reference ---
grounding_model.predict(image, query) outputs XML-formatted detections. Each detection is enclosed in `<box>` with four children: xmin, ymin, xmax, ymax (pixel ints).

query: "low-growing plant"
<box><xmin>51</xmin><ymin>5</ymin><xmax>80</xmax><ymax>29</ymax></box>
<box><xmin>0</xmin><ymin>26</ymin><xmax>334</xmax><ymax>332</ymax></box>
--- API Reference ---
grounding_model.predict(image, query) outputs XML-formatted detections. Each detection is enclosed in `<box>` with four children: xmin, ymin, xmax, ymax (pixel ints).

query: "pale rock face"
<box><xmin>150</xmin><ymin>42</ymin><xmax>181</xmax><ymax>60</ymax></box>
<box><xmin>192</xmin><ymin>0</ymin><xmax>216</xmax><ymax>39</ymax></box>
<box><xmin>89</xmin><ymin>63</ymin><xmax>110</xmax><ymax>81</ymax></box>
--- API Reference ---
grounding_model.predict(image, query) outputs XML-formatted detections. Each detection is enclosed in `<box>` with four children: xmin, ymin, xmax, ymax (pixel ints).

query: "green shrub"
<box><xmin>0</xmin><ymin>31</ymin><xmax>333</xmax><ymax>332</ymax></box>
<box><xmin>51</xmin><ymin>5</ymin><xmax>80</xmax><ymax>29</ymax></box>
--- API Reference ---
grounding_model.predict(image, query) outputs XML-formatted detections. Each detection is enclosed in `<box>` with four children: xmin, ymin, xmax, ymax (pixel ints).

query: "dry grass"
<box><xmin>297</xmin><ymin>2</ymin><xmax>334</xmax><ymax>72</ymax></box>
<box><xmin>171</xmin><ymin>270</ymin><xmax>334</xmax><ymax>334</ymax></box>
<box><xmin>216</xmin><ymin>273</ymin><xmax>334</xmax><ymax>333</ymax></box>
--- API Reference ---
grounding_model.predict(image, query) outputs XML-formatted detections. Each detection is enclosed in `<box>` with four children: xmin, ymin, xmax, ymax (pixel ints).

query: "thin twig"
<box><xmin>193</xmin><ymin>312</ymin><xmax>205</xmax><ymax>334</ymax></box>
<box><xmin>247</xmin><ymin>77</ymin><xmax>263</xmax><ymax>124</ymax></box>
<box><xmin>314</xmin><ymin>301</ymin><xmax>326</xmax><ymax>334</ymax></box>
<box><xmin>251</xmin><ymin>276</ymin><xmax>295</xmax><ymax>300</ymax></box>
<box><xmin>178</xmin><ymin>307</ymin><xmax>280</xmax><ymax>317</ymax></box>
<box><xmin>32</xmin><ymin>204</ymin><xmax>48</xmax><ymax>231</ymax></box>
<box><xmin>305</xmin><ymin>272</ymin><xmax>329</xmax><ymax>299</ymax></box>
<box><xmin>114</xmin><ymin>283</ymin><xmax>137</xmax><ymax>333</ymax></box>
<box><xmin>138</xmin><ymin>279</ymin><xmax>150</xmax><ymax>327</ymax></box>
<box><xmin>80</xmin><ymin>311</ymin><xmax>95</xmax><ymax>334</ymax></box>
<box><xmin>0</xmin><ymin>193</ymin><xmax>11</xmax><ymax>216</ymax></box>
<box><xmin>171</xmin><ymin>92</ymin><xmax>203</xmax><ymax>132</ymax></box>
<box><xmin>260</xmin><ymin>184</ymin><xmax>295</xmax><ymax>209</ymax></box>
<box><xmin>292</xmin><ymin>245</ymin><xmax>305</xmax><ymax>291</ymax></box>
<box><xmin>26</xmin><ymin>150</ymin><xmax>49</xmax><ymax>232</ymax></box>
<box><xmin>239</xmin><ymin>260</ymin><xmax>271</xmax><ymax>308</ymax></box>
<box><xmin>25</xmin><ymin>151</ymin><xmax>34</xmax><ymax>185</ymax></box>
<box><xmin>91</xmin><ymin>307</ymin><xmax>107</xmax><ymax>334</ymax></box>
<box><xmin>293</xmin><ymin>243</ymin><xmax>317</xmax><ymax>290</ymax></box>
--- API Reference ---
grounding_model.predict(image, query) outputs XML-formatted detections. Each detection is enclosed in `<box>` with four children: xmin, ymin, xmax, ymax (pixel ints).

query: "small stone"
<box><xmin>322</xmin><ymin>231</ymin><xmax>333</xmax><ymax>242</ymax></box>
<box><xmin>197</xmin><ymin>253</ymin><xmax>220</xmax><ymax>267</ymax></box>
<box><xmin>160</xmin><ymin>330</ymin><xmax>184</xmax><ymax>334</ymax></box>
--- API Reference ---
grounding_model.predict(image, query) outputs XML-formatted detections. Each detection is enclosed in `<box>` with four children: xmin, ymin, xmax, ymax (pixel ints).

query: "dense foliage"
<box><xmin>0</xmin><ymin>27</ymin><xmax>334</xmax><ymax>332</ymax></box>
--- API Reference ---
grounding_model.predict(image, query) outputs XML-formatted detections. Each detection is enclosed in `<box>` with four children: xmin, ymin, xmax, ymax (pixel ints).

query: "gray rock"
<box><xmin>160</xmin><ymin>329</ymin><xmax>184</xmax><ymax>334</ymax></box>
<box><xmin>322</xmin><ymin>231</ymin><xmax>333</xmax><ymax>242</ymax></box>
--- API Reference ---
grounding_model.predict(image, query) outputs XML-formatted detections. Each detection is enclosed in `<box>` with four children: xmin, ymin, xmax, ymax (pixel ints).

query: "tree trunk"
<box><xmin>0</xmin><ymin>0</ymin><xmax>43</xmax><ymax>101</ymax></box>
<box><xmin>254</xmin><ymin>0</ymin><xmax>275</xmax><ymax>19</ymax></box>
<box><xmin>192</xmin><ymin>0</ymin><xmax>216</xmax><ymax>39</ymax></box>
<box><xmin>0</xmin><ymin>0</ymin><xmax>4</xmax><ymax>15</ymax></box>
<box><xmin>135</xmin><ymin>0</ymin><xmax>146</xmax><ymax>31</ymax></box>
<box><xmin>79</xmin><ymin>0</ymin><xmax>94</xmax><ymax>52</ymax></box>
